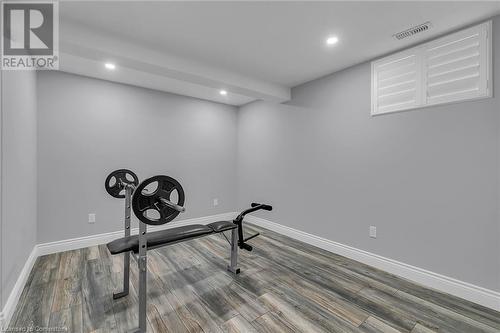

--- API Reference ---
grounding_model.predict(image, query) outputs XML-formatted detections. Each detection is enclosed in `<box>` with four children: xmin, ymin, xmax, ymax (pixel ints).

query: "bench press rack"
<box><xmin>104</xmin><ymin>170</ymin><xmax>272</xmax><ymax>333</ymax></box>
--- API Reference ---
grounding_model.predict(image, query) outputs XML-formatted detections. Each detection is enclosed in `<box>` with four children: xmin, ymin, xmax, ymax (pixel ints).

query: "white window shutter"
<box><xmin>424</xmin><ymin>22</ymin><xmax>492</xmax><ymax>106</ymax></box>
<box><xmin>371</xmin><ymin>49</ymin><xmax>423</xmax><ymax>115</ymax></box>
<box><xmin>371</xmin><ymin>21</ymin><xmax>492</xmax><ymax>116</ymax></box>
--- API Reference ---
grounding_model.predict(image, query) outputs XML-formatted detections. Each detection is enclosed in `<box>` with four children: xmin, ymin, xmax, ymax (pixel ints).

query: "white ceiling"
<box><xmin>59</xmin><ymin>1</ymin><xmax>500</xmax><ymax>105</ymax></box>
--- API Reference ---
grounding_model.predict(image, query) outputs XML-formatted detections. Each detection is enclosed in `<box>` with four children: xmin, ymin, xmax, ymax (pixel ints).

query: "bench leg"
<box><xmin>227</xmin><ymin>228</ymin><xmax>240</xmax><ymax>274</ymax></box>
<box><xmin>114</xmin><ymin>186</ymin><xmax>132</xmax><ymax>299</ymax></box>
<box><xmin>113</xmin><ymin>251</ymin><xmax>130</xmax><ymax>299</ymax></box>
<box><xmin>131</xmin><ymin>221</ymin><xmax>148</xmax><ymax>333</ymax></box>
<box><xmin>136</xmin><ymin>254</ymin><xmax>147</xmax><ymax>333</ymax></box>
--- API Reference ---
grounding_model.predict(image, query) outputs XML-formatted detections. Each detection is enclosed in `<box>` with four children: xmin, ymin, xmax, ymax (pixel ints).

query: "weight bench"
<box><xmin>107</xmin><ymin>221</ymin><xmax>236</xmax><ymax>254</ymax></box>
<box><xmin>104</xmin><ymin>171</ymin><xmax>272</xmax><ymax>333</ymax></box>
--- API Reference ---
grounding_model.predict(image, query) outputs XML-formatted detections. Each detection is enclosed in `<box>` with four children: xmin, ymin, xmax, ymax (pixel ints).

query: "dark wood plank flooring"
<box><xmin>8</xmin><ymin>224</ymin><xmax>500</xmax><ymax>332</ymax></box>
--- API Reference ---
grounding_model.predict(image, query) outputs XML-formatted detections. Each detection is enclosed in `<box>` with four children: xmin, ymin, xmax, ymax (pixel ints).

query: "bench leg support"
<box><xmin>136</xmin><ymin>255</ymin><xmax>147</xmax><ymax>332</ymax></box>
<box><xmin>130</xmin><ymin>220</ymin><xmax>148</xmax><ymax>333</ymax></box>
<box><xmin>114</xmin><ymin>186</ymin><xmax>132</xmax><ymax>299</ymax></box>
<box><xmin>227</xmin><ymin>228</ymin><xmax>240</xmax><ymax>274</ymax></box>
<box><xmin>113</xmin><ymin>251</ymin><xmax>130</xmax><ymax>299</ymax></box>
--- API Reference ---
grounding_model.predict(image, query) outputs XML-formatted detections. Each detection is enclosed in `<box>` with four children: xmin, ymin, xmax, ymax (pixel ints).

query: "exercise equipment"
<box><xmin>104</xmin><ymin>169</ymin><xmax>141</xmax><ymax>300</ymax></box>
<box><xmin>105</xmin><ymin>169</ymin><xmax>139</xmax><ymax>198</ymax></box>
<box><xmin>104</xmin><ymin>171</ymin><xmax>272</xmax><ymax>333</ymax></box>
<box><xmin>132</xmin><ymin>175</ymin><xmax>185</xmax><ymax>225</ymax></box>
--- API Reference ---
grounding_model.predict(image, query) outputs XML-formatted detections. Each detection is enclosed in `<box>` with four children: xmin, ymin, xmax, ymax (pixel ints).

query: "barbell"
<box><xmin>105</xmin><ymin>170</ymin><xmax>186</xmax><ymax>225</ymax></box>
<box><xmin>105</xmin><ymin>169</ymin><xmax>139</xmax><ymax>198</ymax></box>
<box><xmin>132</xmin><ymin>175</ymin><xmax>186</xmax><ymax>225</ymax></box>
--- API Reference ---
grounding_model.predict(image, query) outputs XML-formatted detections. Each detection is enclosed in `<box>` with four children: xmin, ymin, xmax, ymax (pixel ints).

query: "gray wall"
<box><xmin>1</xmin><ymin>71</ymin><xmax>38</xmax><ymax>309</ymax></box>
<box><xmin>37</xmin><ymin>71</ymin><xmax>238</xmax><ymax>243</ymax></box>
<box><xmin>238</xmin><ymin>17</ymin><xmax>500</xmax><ymax>291</ymax></box>
<box><xmin>22</xmin><ymin>17</ymin><xmax>500</xmax><ymax>297</ymax></box>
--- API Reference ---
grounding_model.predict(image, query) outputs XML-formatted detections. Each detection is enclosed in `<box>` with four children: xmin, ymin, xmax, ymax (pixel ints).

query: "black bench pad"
<box><xmin>107</xmin><ymin>221</ymin><xmax>236</xmax><ymax>255</ymax></box>
<box><xmin>207</xmin><ymin>221</ymin><xmax>236</xmax><ymax>233</ymax></box>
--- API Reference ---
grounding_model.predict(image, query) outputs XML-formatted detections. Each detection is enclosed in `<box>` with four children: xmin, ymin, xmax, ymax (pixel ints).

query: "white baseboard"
<box><xmin>246</xmin><ymin>215</ymin><xmax>500</xmax><ymax>312</ymax></box>
<box><xmin>0</xmin><ymin>246</ymin><xmax>38</xmax><ymax>329</ymax></box>
<box><xmin>37</xmin><ymin>212</ymin><xmax>237</xmax><ymax>256</ymax></box>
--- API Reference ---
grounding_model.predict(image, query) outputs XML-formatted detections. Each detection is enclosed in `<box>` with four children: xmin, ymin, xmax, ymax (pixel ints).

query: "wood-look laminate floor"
<box><xmin>9</xmin><ymin>224</ymin><xmax>500</xmax><ymax>333</ymax></box>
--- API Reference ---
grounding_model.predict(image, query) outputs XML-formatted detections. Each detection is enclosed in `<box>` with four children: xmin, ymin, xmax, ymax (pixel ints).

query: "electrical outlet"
<box><xmin>88</xmin><ymin>213</ymin><xmax>96</xmax><ymax>224</ymax></box>
<box><xmin>213</xmin><ymin>198</ymin><xmax>219</xmax><ymax>206</ymax></box>
<box><xmin>369</xmin><ymin>226</ymin><xmax>377</xmax><ymax>238</ymax></box>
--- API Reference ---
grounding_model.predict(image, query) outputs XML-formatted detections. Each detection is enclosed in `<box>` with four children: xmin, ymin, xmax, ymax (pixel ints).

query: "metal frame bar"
<box><xmin>227</xmin><ymin>228</ymin><xmax>240</xmax><ymax>274</ymax></box>
<box><xmin>134</xmin><ymin>220</ymin><xmax>148</xmax><ymax>333</ymax></box>
<box><xmin>113</xmin><ymin>183</ymin><xmax>146</xmax><ymax>333</ymax></box>
<box><xmin>113</xmin><ymin>185</ymin><xmax>132</xmax><ymax>299</ymax></box>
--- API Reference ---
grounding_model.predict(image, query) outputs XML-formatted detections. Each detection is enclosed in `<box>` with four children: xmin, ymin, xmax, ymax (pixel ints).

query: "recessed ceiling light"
<box><xmin>219</xmin><ymin>90</ymin><xmax>228</xmax><ymax>96</ymax></box>
<box><xmin>105</xmin><ymin>63</ymin><xmax>116</xmax><ymax>70</ymax></box>
<box><xmin>326</xmin><ymin>36</ymin><xmax>339</xmax><ymax>46</ymax></box>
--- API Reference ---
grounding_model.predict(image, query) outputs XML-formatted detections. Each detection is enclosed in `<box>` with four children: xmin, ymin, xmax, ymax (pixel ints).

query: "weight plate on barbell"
<box><xmin>132</xmin><ymin>175</ymin><xmax>185</xmax><ymax>225</ymax></box>
<box><xmin>105</xmin><ymin>169</ymin><xmax>139</xmax><ymax>198</ymax></box>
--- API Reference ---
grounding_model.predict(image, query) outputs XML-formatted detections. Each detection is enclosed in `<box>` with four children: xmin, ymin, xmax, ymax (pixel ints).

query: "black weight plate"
<box><xmin>105</xmin><ymin>169</ymin><xmax>139</xmax><ymax>198</ymax></box>
<box><xmin>132</xmin><ymin>175</ymin><xmax>185</xmax><ymax>225</ymax></box>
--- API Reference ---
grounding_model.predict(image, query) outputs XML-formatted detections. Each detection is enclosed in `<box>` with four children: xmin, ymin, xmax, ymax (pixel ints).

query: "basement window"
<box><xmin>371</xmin><ymin>21</ymin><xmax>492</xmax><ymax>115</ymax></box>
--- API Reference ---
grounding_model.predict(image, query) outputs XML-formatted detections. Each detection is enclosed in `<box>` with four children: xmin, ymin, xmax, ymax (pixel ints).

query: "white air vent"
<box><xmin>394</xmin><ymin>22</ymin><xmax>431</xmax><ymax>40</ymax></box>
